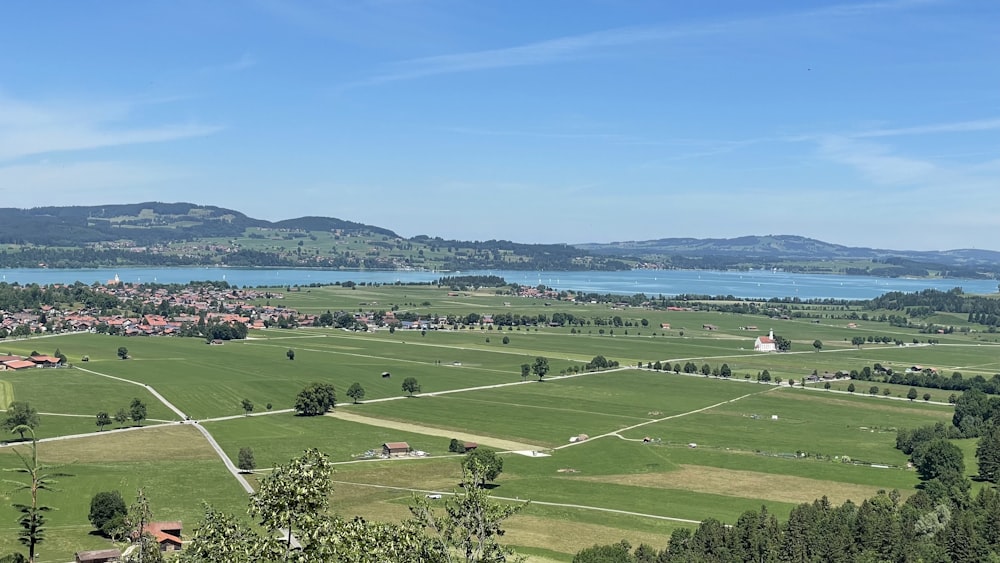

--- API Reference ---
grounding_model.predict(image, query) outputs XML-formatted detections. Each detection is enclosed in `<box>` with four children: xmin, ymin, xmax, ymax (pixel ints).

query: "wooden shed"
<box><xmin>75</xmin><ymin>549</ymin><xmax>122</xmax><ymax>563</ymax></box>
<box><xmin>383</xmin><ymin>442</ymin><xmax>410</xmax><ymax>457</ymax></box>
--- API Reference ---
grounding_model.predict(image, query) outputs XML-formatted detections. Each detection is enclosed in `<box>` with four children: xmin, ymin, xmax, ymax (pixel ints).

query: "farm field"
<box><xmin>0</xmin><ymin>283</ymin><xmax>996</xmax><ymax>560</ymax></box>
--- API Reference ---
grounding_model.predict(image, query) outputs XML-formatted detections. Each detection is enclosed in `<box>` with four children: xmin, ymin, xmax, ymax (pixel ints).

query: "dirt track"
<box><xmin>326</xmin><ymin>410</ymin><xmax>545</xmax><ymax>452</ymax></box>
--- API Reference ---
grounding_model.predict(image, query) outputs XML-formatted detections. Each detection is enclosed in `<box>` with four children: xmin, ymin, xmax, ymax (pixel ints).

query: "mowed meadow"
<box><xmin>0</xmin><ymin>282</ymin><xmax>994</xmax><ymax>560</ymax></box>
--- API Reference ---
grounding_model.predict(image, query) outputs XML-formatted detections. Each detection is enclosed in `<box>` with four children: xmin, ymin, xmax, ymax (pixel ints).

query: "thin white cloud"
<box><xmin>852</xmin><ymin>117</ymin><xmax>1000</xmax><ymax>139</ymax></box>
<box><xmin>818</xmin><ymin>136</ymin><xmax>938</xmax><ymax>185</ymax></box>
<box><xmin>351</xmin><ymin>0</ymin><xmax>938</xmax><ymax>86</ymax></box>
<box><xmin>0</xmin><ymin>93</ymin><xmax>221</xmax><ymax>161</ymax></box>
<box><xmin>362</xmin><ymin>25</ymin><xmax>724</xmax><ymax>85</ymax></box>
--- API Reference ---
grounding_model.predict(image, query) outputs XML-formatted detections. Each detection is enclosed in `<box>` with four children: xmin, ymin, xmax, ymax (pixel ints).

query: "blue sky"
<box><xmin>1</xmin><ymin>0</ymin><xmax>998</xmax><ymax>250</ymax></box>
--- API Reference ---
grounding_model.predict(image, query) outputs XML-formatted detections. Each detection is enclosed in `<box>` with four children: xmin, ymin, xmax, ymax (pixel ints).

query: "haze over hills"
<box><xmin>576</xmin><ymin>236</ymin><xmax>1000</xmax><ymax>269</ymax></box>
<box><xmin>0</xmin><ymin>202</ymin><xmax>997</xmax><ymax>277</ymax></box>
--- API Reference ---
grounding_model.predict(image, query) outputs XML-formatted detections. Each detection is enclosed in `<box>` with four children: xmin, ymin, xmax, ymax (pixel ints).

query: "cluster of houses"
<box><xmin>0</xmin><ymin>282</ymin><xmax>315</xmax><ymax>337</ymax></box>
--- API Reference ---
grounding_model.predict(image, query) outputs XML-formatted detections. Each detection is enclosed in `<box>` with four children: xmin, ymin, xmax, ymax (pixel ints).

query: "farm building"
<box><xmin>754</xmin><ymin>329</ymin><xmax>777</xmax><ymax>352</ymax></box>
<box><xmin>143</xmin><ymin>521</ymin><xmax>183</xmax><ymax>552</ymax></box>
<box><xmin>4</xmin><ymin>359</ymin><xmax>37</xmax><ymax>370</ymax></box>
<box><xmin>383</xmin><ymin>442</ymin><xmax>411</xmax><ymax>457</ymax></box>
<box><xmin>75</xmin><ymin>548</ymin><xmax>121</xmax><ymax>563</ymax></box>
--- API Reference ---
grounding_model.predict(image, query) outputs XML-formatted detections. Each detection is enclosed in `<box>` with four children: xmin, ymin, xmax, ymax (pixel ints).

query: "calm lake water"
<box><xmin>0</xmin><ymin>267</ymin><xmax>996</xmax><ymax>300</ymax></box>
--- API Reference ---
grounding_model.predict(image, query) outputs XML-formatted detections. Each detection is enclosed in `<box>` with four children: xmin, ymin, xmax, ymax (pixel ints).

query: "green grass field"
<box><xmin>0</xmin><ymin>284</ymin><xmax>995</xmax><ymax>560</ymax></box>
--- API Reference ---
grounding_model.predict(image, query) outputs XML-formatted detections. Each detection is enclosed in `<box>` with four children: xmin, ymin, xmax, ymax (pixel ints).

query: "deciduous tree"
<box><xmin>913</xmin><ymin>438</ymin><xmax>965</xmax><ymax>481</ymax></box>
<box><xmin>249</xmin><ymin>448</ymin><xmax>334</xmax><ymax>559</ymax></box>
<box><xmin>294</xmin><ymin>383</ymin><xmax>336</xmax><ymax>416</ymax></box>
<box><xmin>124</xmin><ymin>488</ymin><xmax>164</xmax><ymax>563</ymax></box>
<box><xmin>88</xmin><ymin>491</ymin><xmax>127</xmax><ymax>537</ymax></box>
<box><xmin>3</xmin><ymin>403</ymin><xmax>39</xmax><ymax>440</ymax></box>
<box><xmin>238</xmin><ymin>447</ymin><xmax>256</xmax><ymax>474</ymax></box>
<box><xmin>95</xmin><ymin>411</ymin><xmax>111</xmax><ymax>431</ymax></box>
<box><xmin>532</xmin><ymin>356</ymin><xmax>550</xmax><ymax>381</ymax></box>
<box><xmin>346</xmin><ymin>382</ymin><xmax>365</xmax><ymax>404</ymax></box>
<box><xmin>462</xmin><ymin>448</ymin><xmax>504</xmax><ymax>487</ymax></box>
<box><xmin>129</xmin><ymin>398</ymin><xmax>147</xmax><ymax>426</ymax></box>
<box><xmin>410</xmin><ymin>466</ymin><xmax>524</xmax><ymax>563</ymax></box>
<box><xmin>402</xmin><ymin>377</ymin><xmax>421</xmax><ymax>396</ymax></box>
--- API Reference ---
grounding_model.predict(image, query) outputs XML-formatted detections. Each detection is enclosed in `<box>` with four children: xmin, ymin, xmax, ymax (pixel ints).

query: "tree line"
<box><xmin>577</xmin><ymin>388</ymin><xmax>1000</xmax><ymax>563</ymax></box>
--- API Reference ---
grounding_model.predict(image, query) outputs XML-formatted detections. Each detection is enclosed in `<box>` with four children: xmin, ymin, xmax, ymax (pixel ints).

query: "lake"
<box><xmin>0</xmin><ymin>267</ymin><xmax>995</xmax><ymax>300</ymax></box>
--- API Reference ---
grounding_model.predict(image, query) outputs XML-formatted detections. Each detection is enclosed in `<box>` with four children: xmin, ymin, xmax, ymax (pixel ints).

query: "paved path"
<box><xmin>73</xmin><ymin>366</ymin><xmax>188</xmax><ymax>420</ymax></box>
<box><xmin>554</xmin><ymin>385</ymin><xmax>779</xmax><ymax>450</ymax></box>
<box><xmin>331</xmin><ymin>480</ymin><xmax>701</xmax><ymax>525</ymax></box>
<box><xmin>190</xmin><ymin>422</ymin><xmax>254</xmax><ymax>494</ymax></box>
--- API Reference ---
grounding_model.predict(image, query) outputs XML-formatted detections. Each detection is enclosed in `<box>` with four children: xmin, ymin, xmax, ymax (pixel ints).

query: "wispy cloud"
<box><xmin>819</xmin><ymin>136</ymin><xmax>938</xmax><ymax>185</ymax></box>
<box><xmin>349</xmin><ymin>0</ymin><xmax>938</xmax><ymax>87</ymax></box>
<box><xmin>0</xmin><ymin>93</ymin><xmax>221</xmax><ymax>161</ymax></box>
<box><xmin>360</xmin><ymin>25</ymin><xmax>724</xmax><ymax>85</ymax></box>
<box><xmin>851</xmin><ymin>117</ymin><xmax>1000</xmax><ymax>139</ymax></box>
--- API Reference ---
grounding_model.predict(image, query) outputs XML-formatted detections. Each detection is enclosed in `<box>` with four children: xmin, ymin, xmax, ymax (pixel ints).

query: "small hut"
<box><xmin>383</xmin><ymin>442</ymin><xmax>410</xmax><ymax>457</ymax></box>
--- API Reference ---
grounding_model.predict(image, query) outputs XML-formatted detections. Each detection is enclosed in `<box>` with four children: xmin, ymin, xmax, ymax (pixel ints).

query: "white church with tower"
<box><xmin>754</xmin><ymin>329</ymin><xmax>777</xmax><ymax>352</ymax></box>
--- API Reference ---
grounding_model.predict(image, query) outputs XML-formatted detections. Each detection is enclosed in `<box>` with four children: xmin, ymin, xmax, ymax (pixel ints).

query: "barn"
<box><xmin>383</xmin><ymin>442</ymin><xmax>411</xmax><ymax>457</ymax></box>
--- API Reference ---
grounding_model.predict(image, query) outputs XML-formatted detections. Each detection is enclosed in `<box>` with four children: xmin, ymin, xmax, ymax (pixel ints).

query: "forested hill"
<box><xmin>0</xmin><ymin>202</ymin><xmax>627</xmax><ymax>271</ymax></box>
<box><xmin>577</xmin><ymin>235</ymin><xmax>1000</xmax><ymax>278</ymax></box>
<box><xmin>0</xmin><ymin>203</ymin><xmax>398</xmax><ymax>246</ymax></box>
<box><xmin>1</xmin><ymin>203</ymin><xmax>998</xmax><ymax>276</ymax></box>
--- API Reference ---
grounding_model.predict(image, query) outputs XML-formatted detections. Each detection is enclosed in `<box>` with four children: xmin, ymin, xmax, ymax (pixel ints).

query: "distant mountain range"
<box><xmin>0</xmin><ymin>202</ymin><xmax>996</xmax><ymax>277</ymax></box>
<box><xmin>576</xmin><ymin>235</ymin><xmax>1000</xmax><ymax>270</ymax></box>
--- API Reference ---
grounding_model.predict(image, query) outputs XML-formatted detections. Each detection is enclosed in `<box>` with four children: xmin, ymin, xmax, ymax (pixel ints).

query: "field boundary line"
<box><xmin>331</xmin><ymin>480</ymin><xmax>701</xmax><ymax>524</ymax></box>
<box><xmin>72</xmin><ymin>366</ymin><xmax>187</xmax><ymax>420</ymax></box>
<box><xmin>556</xmin><ymin>386</ymin><xmax>779</xmax><ymax>450</ymax></box>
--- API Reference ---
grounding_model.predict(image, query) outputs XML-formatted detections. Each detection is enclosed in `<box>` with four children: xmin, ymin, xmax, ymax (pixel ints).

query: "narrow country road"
<box><xmin>554</xmin><ymin>385</ymin><xmax>779</xmax><ymax>450</ymax></box>
<box><xmin>190</xmin><ymin>422</ymin><xmax>254</xmax><ymax>494</ymax></box>
<box><xmin>73</xmin><ymin>365</ymin><xmax>189</xmax><ymax>420</ymax></box>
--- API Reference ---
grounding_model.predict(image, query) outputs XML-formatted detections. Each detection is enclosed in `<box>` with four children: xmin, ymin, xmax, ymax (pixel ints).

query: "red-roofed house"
<box><xmin>143</xmin><ymin>521</ymin><xmax>182</xmax><ymax>552</ymax></box>
<box><xmin>29</xmin><ymin>355</ymin><xmax>61</xmax><ymax>366</ymax></box>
